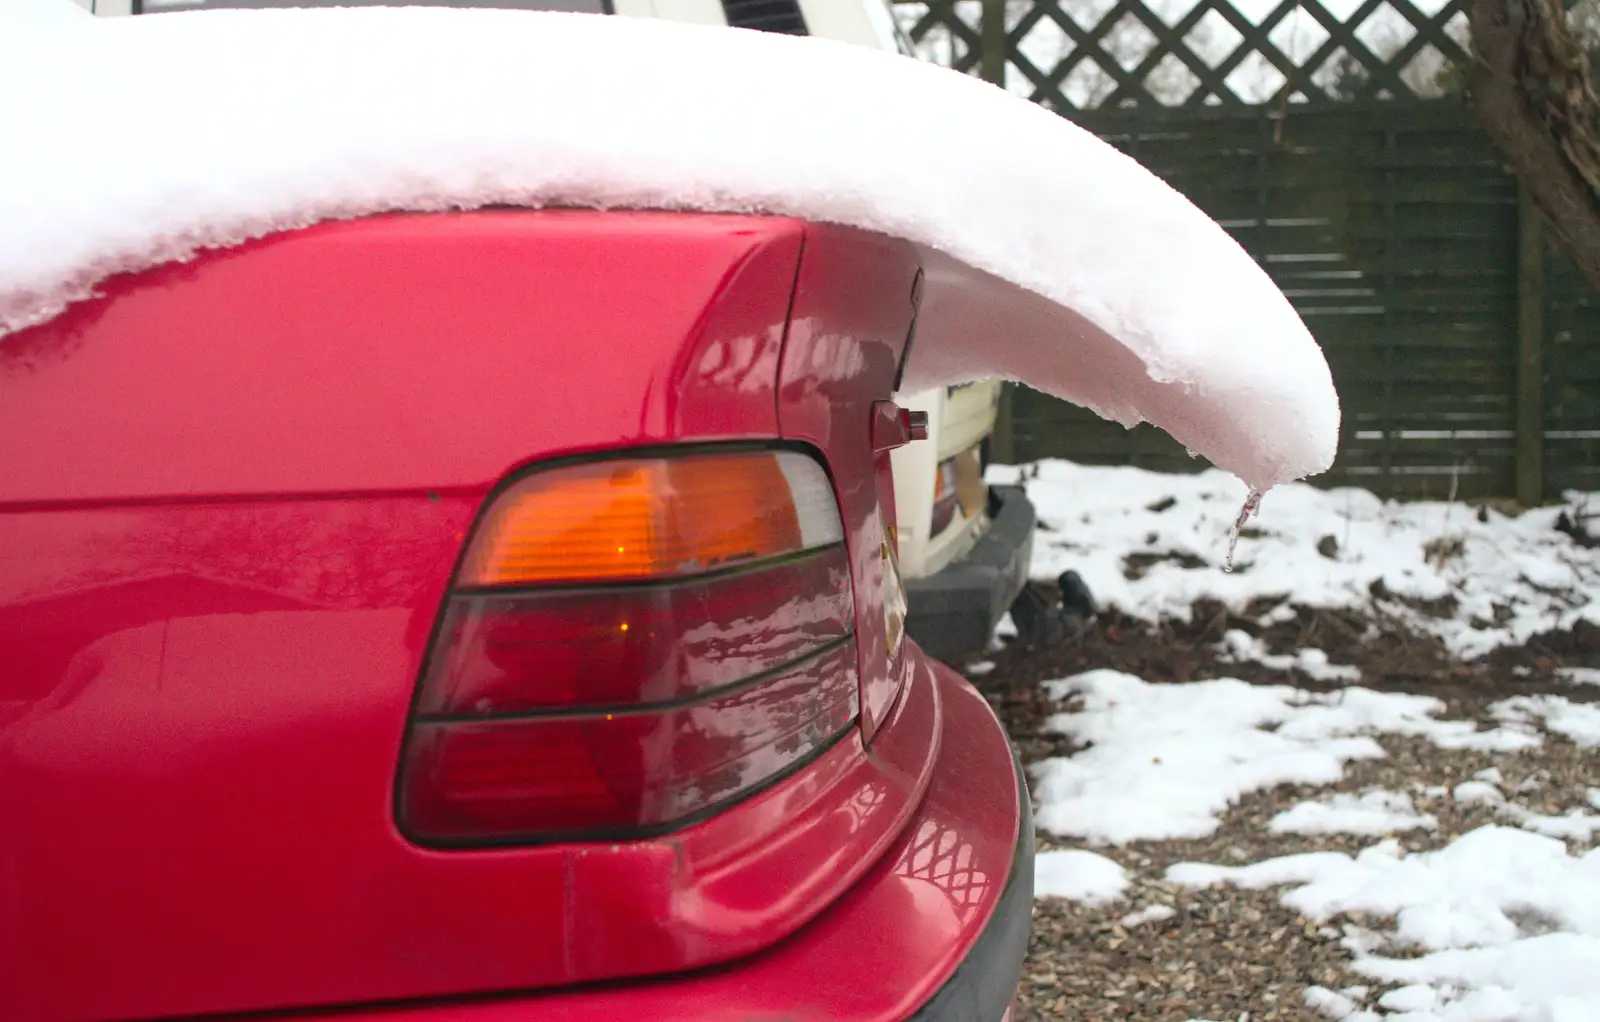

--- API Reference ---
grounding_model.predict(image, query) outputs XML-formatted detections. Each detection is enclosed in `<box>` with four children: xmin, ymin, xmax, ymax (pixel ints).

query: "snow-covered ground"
<box><xmin>1031</xmin><ymin>670</ymin><xmax>1600</xmax><ymax>844</ymax></box>
<box><xmin>1171</xmin><ymin>823</ymin><xmax>1600</xmax><ymax>1021</ymax></box>
<box><xmin>1006</xmin><ymin>461</ymin><xmax>1600</xmax><ymax>1021</ymax></box>
<box><xmin>1029</xmin><ymin>671</ymin><xmax>1600</xmax><ymax>1021</ymax></box>
<box><xmin>1032</xmin><ymin>671</ymin><xmax>1542</xmax><ymax>845</ymax></box>
<box><xmin>993</xmin><ymin>459</ymin><xmax>1600</xmax><ymax>661</ymax></box>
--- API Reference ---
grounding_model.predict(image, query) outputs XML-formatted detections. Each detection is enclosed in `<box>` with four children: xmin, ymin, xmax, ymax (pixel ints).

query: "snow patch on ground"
<box><xmin>1304</xmin><ymin>985</ymin><xmax>1363</xmax><ymax>1019</ymax></box>
<box><xmin>1221</xmin><ymin>627</ymin><xmax>1362</xmax><ymax>683</ymax></box>
<box><xmin>1491</xmin><ymin>695</ymin><xmax>1600</xmax><ymax>748</ymax></box>
<box><xmin>1030</xmin><ymin>670</ymin><xmax>1532</xmax><ymax>844</ymax></box>
<box><xmin>1</xmin><ymin>1</ymin><xmax>1338</xmax><ymax>488</ymax></box>
<box><xmin>1170</xmin><ymin>827</ymin><xmax>1600</xmax><ymax>1022</ymax></box>
<box><xmin>1452</xmin><ymin>781</ymin><xmax>1506</xmax><ymax>807</ymax></box>
<box><xmin>1559</xmin><ymin>666</ymin><xmax>1600</xmax><ymax>686</ymax></box>
<box><xmin>1034</xmin><ymin>849</ymin><xmax>1128</xmax><ymax>904</ymax></box>
<box><xmin>1449</xmin><ymin>770</ymin><xmax>1600</xmax><ymax>843</ymax></box>
<box><xmin>1270</xmin><ymin>791</ymin><xmax>1437</xmax><ymax>837</ymax></box>
<box><xmin>1118</xmin><ymin>903</ymin><xmax>1176</xmax><ymax>927</ymax></box>
<box><xmin>1503</xmin><ymin>805</ymin><xmax>1600</xmax><ymax>843</ymax></box>
<box><xmin>996</xmin><ymin>460</ymin><xmax>1600</xmax><ymax>660</ymax></box>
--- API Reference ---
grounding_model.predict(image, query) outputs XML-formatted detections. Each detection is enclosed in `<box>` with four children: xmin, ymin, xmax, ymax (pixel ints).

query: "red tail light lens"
<box><xmin>418</xmin><ymin>551</ymin><xmax>853</xmax><ymax>715</ymax></box>
<box><xmin>403</xmin><ymin>643</ymin><xmax>857</xmax><ymax>840</ymax></box>
<box><xmin>397</xmin><ymin>448</ymin><xmax>859</xmax><ymax>846</ymax></box>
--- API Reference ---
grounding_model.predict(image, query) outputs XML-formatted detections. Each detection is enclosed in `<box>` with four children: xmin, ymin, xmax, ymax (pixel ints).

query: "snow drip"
<box><xmin>0</xmin><ymin>2</ymin><xmax>1339</xmax><ymax>489</ymax></box>
<box><xmin>1226</xmin><ymin>487</ymin><xmax>1263</xmax><ymax>572</ymax></box>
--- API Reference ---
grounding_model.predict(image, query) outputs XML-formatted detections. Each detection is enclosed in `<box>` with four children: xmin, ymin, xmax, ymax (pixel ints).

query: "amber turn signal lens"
<box><xmin>461</xmin><ymin>450</ymin><xmax>843</xmax><ymax>587</ymax></box>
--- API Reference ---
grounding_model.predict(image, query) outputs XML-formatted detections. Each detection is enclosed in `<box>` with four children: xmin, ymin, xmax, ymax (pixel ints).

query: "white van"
<box><xmin>82</xmin><ymin>0</ymin><xmax>1036</xmax><ymax>661</ymax></box>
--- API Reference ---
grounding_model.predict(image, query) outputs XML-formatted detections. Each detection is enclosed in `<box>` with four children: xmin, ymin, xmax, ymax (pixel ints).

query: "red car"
<box><xmin>0</xmin><ymin>209</ymin><xmax>1032</xmax><ymax>1021</ymax></box>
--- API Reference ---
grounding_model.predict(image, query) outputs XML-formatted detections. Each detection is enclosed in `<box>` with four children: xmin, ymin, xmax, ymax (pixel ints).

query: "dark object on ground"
<box><xmin>1058</xmin><ymin>570</ymin><xmax>1095</xmax><ymax>635</ymax></box>
<box><xmin>1009</xmin><ymin>585</ymin><xmax>1056</xmax><ymax>650</ymax></box>
<box><xmin>905</xmin><ymin>485</ymin><xmax>1035</xmax><ymax>660</ymax></box>
<box><xmin>1556</xmin><ymin>509</ymin><xmax>1598</xmax><ymax>548</ymax></box>
<box><xmin>1009</xmin><ymin>570</ymin><xmax>1096</xmax><ymax>651</ymax></box>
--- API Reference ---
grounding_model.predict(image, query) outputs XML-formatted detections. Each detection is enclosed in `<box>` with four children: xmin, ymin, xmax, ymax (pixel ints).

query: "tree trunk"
<box><xmin>1467</xmin><ymin>0</ymin><xmax>1600</xmax><ymax>292</ymax></box>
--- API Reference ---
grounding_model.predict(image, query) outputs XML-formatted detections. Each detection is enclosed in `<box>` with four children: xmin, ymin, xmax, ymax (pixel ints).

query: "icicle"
<box><xmin>1224</xmin><ymin>488</ymin><xmax>1263</xmax><ymax>573</ymax></box>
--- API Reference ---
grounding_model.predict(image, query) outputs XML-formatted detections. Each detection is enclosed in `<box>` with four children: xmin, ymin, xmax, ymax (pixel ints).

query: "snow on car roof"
<box><xmin>1</xmin><ymin>0</ymin><xmax>1338</xmax><ymax>490</ymax></box>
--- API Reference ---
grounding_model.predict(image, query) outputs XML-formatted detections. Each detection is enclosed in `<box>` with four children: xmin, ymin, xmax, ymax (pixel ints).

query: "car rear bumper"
<box><xmin>905</xmin><ymin>484</ymin><xmax>1035</xmax><ymax>660</ymax></box>
<box><xmin>908</xmin><ymin>743</ymin><xmax>1034</xmax><ymax>1022</ymax></box>
<box><xmin>283</xmin><ymin>658</ymin><xmax>1031</xmax><ymax>1022</ymax></box>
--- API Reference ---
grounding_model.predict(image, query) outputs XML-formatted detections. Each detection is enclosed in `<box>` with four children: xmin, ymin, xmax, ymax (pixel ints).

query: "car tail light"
<box><xmin>930</xmin><ymin>457</ymin><xmax>961</xmax><ymax>536</ymax></box>
<box><xmin>397</xmin><ymin>448</ymin><xmax>859</xmax><ymax>846</ymax></box>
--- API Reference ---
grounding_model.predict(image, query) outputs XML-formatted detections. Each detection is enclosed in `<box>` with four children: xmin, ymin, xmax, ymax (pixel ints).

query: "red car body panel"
<box><xmin>0</xmin><ymin>211</ymin><xmax>801</xmax><ymax>504</ymax></box>
<box><xmin>0</xmin><ymin>211</ymin><xmax>1023</xmax><ymax>1022</ymax></box>
<box><xmin>252</xmin><ymin>661</ymin><xmax>1019</xmax><ymax>1022</ymax></box>
<box><xmin>777</xmin><ymin>227</ymin><xmax>922</xmax><ymax>744</ymax></box>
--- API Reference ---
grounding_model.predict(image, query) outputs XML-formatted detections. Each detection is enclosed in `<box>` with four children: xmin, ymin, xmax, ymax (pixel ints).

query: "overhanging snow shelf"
<box><xmin>0</xmin><ymin>0</ymin><xmax>1338</xmax><ymax>490</ymax></box>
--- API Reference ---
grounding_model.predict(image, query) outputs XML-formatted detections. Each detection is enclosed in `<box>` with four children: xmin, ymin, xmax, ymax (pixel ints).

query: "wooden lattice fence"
<box><xmin>894</xmin><ymin>0</ymin><xmax>1600</xmax><ymax>502</ymax></box>
<box><xmin>898</xmin><ymin>0</ymin><xmax>1475</xmax><ymax>108</ymax></box>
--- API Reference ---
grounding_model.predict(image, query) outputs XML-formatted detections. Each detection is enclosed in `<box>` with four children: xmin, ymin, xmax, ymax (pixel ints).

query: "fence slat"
<box><xmin>1517</xmin><ymin>184</ymin><xmax>1547</xmax><ymax>506</ymax></box>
